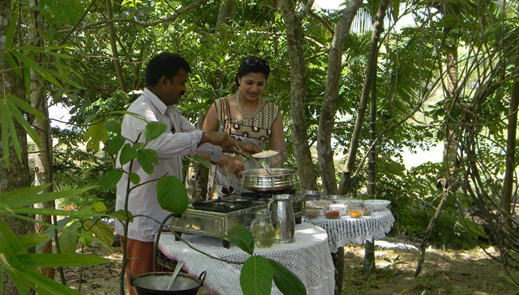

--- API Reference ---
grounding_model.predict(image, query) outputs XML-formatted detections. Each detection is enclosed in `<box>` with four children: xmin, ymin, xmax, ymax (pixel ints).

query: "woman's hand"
<box><xmin>237</xmin><ymin>141</ymin><xmax>262</xmax><ymax>154</ymax></box>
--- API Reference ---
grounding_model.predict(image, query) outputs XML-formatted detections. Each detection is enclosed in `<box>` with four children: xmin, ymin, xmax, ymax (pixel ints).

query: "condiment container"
<box><xmin>348</xmin><ymin>204</ymin><xmax>365</xmax><ymax>218</ymax></box>
<box><xmin>303</xmin><ymin>191</ymin><xmax>324</xmax><ymax>218</ymax></box>
<box><xmin>250</xmin><ymin>209</ymin><xmax>275</xmax><ymax>248</ymax></box>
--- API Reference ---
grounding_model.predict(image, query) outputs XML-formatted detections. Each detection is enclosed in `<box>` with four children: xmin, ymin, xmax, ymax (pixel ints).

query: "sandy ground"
<box><xmin>62</xmin><ymin>238</ymin><xmax>519</xmax><ymax>295</ymax></box>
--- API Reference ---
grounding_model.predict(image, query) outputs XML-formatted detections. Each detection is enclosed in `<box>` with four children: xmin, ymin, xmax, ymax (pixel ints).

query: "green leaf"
<box><xmin>5</xmin><ymin>52</ymin><xmax>21</xmax><ymax>77</ymax></box>
<box><xmin>89</xmin><ymin>202</ymin><xmax>107</xmax><ymax>213</ymax></box>
<box><xmin>269</xmin><ymin>258</ymin><xmax>307</xmax><ymax>295</ymax></box>
<box><xmin>137</xmin><ymin>149</ymin><xmax>158</xmax><ymax>174</ymax></box>
<box><xmin>12</xmin><ymin>267</ymin><xmax>85</xmax><ymax>295</ymax></box>
<box><xmin>119</xmin><ymin>144</ymin><xmax>138</xmax><ymax>166</ymax></box>
<box><xmin>157</xmin><ymin>176</ymin><xmax>189</xmax><ymax>214</ymax></box>
<box><xmin>112</xmin><ymin>209</ymin><xmax>132</xmax><ymax>223</ymax></box>
<box><xmin>129</xmin><ymin>172</ymin><xmax>140</xmax><ymax>184</ymax></box>
<box><xmin>17</xmin><ymin>234</ymin><xmax>51</xmax><ymax>250</ymax></box>
<box><xmin>7</xmin><ymin>94</ymin><xmax>46</xmax><ymax>119</ymax></box>
<box><xmin>133</xmin><ymin>142</ymin><xmax>146</xmax><ymax>149</ymax></box>
<box><xmin>192</xmin><ymin>154</ymin><xmax>211</xmax><ymax>169</ymax></box>
<box><xmin>240</xmin><ymin>256</ymin><xmax>273</xmax><ymax>295</ymax></box>
<box><xmin>103</xmin><ymin>120</ymin><xmax>121</xmax><ymax>134</ymax></box>
<box><xmin>83</xmin><ymin>119</ymin><xmax>109</xmax><ymax>153</ymax></box>
<box><xmin>222</xmin><ymin>226</ymin><xmax>254</xmax><ymax>255</ymax></box>
<box><xmin>144</xmin><ymin>122</ymin><xmax>168</xmax><ymax>142</ymax></box>
<box><xmin>59</xmin><ymin>221</ymin><xmax>79</xmax><ymax>254</ymax></box>
<box><xmin>100</xmin><ymin>169</ymin><xmax>123</xmax><ymax>191</ymax></box>
<box><xmin>11</xmin><ymin>51</ymin><xmax>63</xmax><ymax>88</ymax></box>
<box><xmin>84</xmin><ymin>220</ymin><xmax>114</xmax><ymax>247</ymax></box>
<box><xmin>6</xmin><ymin>9</ymin><xmax>17</xmax><ymax>49</ymax></box>
<box><xmin>0</xmin><ymin>185</ymin><xmax>92</xmax><ymax>209</ymax></box>
<box><xmin>6</xmin><ymin>101</ymin><xmax>22</xmax><ymax>161</ymax></box>
<box><xmin>18</xmin><ymin>253</ymin><xmax>110</xmax><ymax>268</ymax></box>
<box><xmin>1</xmin><ymin>102</ymin><xmax>10</xmax><ymax>169</ymax></box>
<box><xmin>108</xmin><ymin>135</ymin><xmax>126</xmax><ymax>155</ymax></box>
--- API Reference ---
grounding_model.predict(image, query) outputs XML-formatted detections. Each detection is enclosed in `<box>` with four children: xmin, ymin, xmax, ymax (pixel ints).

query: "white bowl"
<box><xmin>363</xmin><ymin>200</ymin><xmax>391</xmax><ymax>211</ymax></box>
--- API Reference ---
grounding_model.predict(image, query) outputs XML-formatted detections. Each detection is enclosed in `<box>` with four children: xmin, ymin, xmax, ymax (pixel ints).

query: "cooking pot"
<box><xmin>240</xmin><ymin>168</ymin><xmax>297</xmax><ymax>192</ymax></box>
<box><xmin>130</xmin><ymin>271</ymin><xmax>206</xmax><ymax>295</ymax></box>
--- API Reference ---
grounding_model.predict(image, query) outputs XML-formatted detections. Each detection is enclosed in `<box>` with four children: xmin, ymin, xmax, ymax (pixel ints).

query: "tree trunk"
<box><xmin>1</xmin><ymin>3</ymin><xmax>34</xmax><ymax>294</ymax></box>
<box><xmin>338</xmin><ymin>0</ymin><xmax>388</xmax><ymax>195</ymax></box>
<box><xmin>317</xmin><ymin>0</ymin><xmax>363</xmax><ymax>195</ymax></box>
<box><xmin>278</xmin><ymin>0</ymin><xmax>317</xmax><ymax>191</ymax></box>
<box><xmin>106</xmin><ymin>0</ymin><xmax>126</xmax><ymax>92</ymax></box>
<box><xmin>216</xmin><ymin>0</ymin><xmax>237</xmax><ymax>28</ymax></box>
<box><xmin>27</xmin><ymin>0</ymin><xmax>55</xmax><ymax>280</ymax></box>
<box><xmin>501</xmin><ymin>72</ymin><xmax>518</xmax><ymax>230</ymax></box>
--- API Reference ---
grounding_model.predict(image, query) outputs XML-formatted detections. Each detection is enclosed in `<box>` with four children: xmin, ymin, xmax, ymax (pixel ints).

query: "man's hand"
<box><xmin>219</xmin><ymin>155</ymin><xmax>247</xmax><ymax>176</ymax></box>
<box><xmin>200</xmin><ymin>131</ymin><xmax>238</xmax><ymax>150</ymax></box>
<box><xmin>237</xmin><ymin>142</ymin><xmax>262</xmax><ymax>154</ymax></box>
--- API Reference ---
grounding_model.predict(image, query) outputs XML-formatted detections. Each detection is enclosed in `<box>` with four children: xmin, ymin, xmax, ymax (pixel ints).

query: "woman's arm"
<box><xmin>269</xmin><ymin>108</ymin><xmax>287</xmax><ymax>167</ymax></box>
<box><xmin>202</xmin><ymin>102</ymin><xmax>220</xmax><ymax>132</ymax></box>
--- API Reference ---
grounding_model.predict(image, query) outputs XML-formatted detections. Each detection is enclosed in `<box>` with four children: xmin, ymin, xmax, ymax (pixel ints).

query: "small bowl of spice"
<box><xmin>348</xmin><ymin>205</ymin><xmax>364</xmax><ymax>218</ymax></box>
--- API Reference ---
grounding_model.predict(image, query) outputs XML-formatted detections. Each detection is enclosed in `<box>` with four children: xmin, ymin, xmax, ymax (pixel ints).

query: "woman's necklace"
<box><xmin>236</xmin><ymin>93</ymin><xmax>261</xmax><ymax>119</ymax></box>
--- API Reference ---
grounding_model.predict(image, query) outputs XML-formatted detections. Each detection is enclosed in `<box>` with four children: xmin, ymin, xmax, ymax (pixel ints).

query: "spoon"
<box><xmin>167</xmin><ymin>260</ymin><xmax>185</xmax><ymax>290</ymax></box>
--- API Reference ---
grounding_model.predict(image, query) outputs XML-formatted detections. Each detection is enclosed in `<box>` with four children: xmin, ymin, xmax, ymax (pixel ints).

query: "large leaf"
<box><xmin>11</xmin><ymin>51</ymin><xmax>62</xmax><ymax>87</ymax></box>
<box><xmin>157</xmin><ymin>175</ymin><xmax>189</xmax><ymax>214</ymax></box>
<box><xmin>240</xmin><ymin>256</ymin><xmax>273</xmax><ymax>295</ymax></box>
<box><xmin>59</xmin><ymin>221</ymin><xmax>79</xmax><ymax>254</ymax></box>
<box><xmin>83</xmin><ymin>119</ymin><xmax>109</xmax><ymax>153</ymax></box>
<box><xmin>107</xmin><ymin>135</ymin><xmax>125</xmax><ymax>155</ymax></box>
<box><xmin>18</xmin><ymin>253</ymin><xmax>110</xmax><ymax>268</ymax></box>
<box><xmin>0</xmin><ymin>186</ymin><xmax>92</xmax><ymax>209</ymax></box>
<box><xmin>10</xmin><ymin>267</ymin><xmax>85</xmax><ymax>295</ymax></box>
<box><xmin>119</xmin><ymin>144</ymin><xmax>138</xmax><ymax>166</ymax></box>
<box><xmin>100</xmin><ymin>169</ymin><xmax>123</xmax><ymax>191</ymax></box>
<box><xmin>103</xmin><ymin>119</ymin><xmax>121</xmax><ymax>135</ymax></box>
<box><xmin>222</xmin><ymin>226</ymin><xmax>255</xmax><ymax>255</ymax></box>
<box><xmin>144</xmin><ymin>121</ymin><xmax>168</xmax><ymax>142</ymax></box>
<box><xmin>137</xmin><ymin>149</ymin><xmax>158</xmax><ymax>174</ymax></box>
<box><xmin>17</xmin><ymin>234</ymin><xmax>51</xmax><ymax>250</ymax></box>
<box><xmin>7</xmin><ymin>94</ymin><xmax>45</xmax><ymax>120</ymax></box>
<box><xmin>269</xmin><ymin>258</ymin><xmax>307</xmax><ymax>295</ymax></box>
<box><xmin>84</xmin><ymin>219</ymin><xmax>114</xmax><ymax>247</ymax></box>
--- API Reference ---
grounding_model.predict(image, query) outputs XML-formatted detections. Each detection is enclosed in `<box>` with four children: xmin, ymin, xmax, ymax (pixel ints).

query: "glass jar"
<box><xmin>251</xmin><ymin>210</ymin><xmax>276</xmax><ymax>248</ymax></box>
<box><xmin>303</xmin><ymin>191</ymin><xmax>324</xmax><ymax>218</ymax></box>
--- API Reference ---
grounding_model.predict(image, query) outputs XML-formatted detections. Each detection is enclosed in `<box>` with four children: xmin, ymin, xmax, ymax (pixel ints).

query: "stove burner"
<box><xmin>192</xmin><ymin>200</ymin><xmax>250</xmax><ymax>212</ymax></box>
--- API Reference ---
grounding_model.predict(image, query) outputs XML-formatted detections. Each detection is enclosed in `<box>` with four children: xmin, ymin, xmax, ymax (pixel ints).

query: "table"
<box><xmin>303</xmin><ymin>208</ymin><xmax>395</xmax><ymax>293</ymax></box>
<box><xmin>303</xmin><ymin>208</ymin><xmax>395</xmax><ymax>252</ymax></box>
<box><xmin>156</xmin><ymin>222</ymin><xmax>335</xmax><ymax>295</ymax></box>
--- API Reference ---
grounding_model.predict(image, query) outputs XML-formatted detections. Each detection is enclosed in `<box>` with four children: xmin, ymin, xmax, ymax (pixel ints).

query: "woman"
<box><xmin>203</xmin><ymin>56</ymin><xmax>287</xmax><ymax>197</ymax></box>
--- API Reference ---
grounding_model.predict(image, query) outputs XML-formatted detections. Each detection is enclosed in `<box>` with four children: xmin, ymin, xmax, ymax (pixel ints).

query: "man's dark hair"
<box><xmin>145</xmin><ymin>52</ymin><xmax>191</xmax><ymax>87</ymax></box>
<box><xmin>235</xmin><ymin>56</ymin><xmax>270</xmax><ymax>87</ymax></box>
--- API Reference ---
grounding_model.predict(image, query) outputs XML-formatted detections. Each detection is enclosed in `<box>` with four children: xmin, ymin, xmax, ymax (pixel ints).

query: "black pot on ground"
<box><xmin>130</xmin><ymin>271</ymin><xmax>206</xmax><ymax>295</ymax></box>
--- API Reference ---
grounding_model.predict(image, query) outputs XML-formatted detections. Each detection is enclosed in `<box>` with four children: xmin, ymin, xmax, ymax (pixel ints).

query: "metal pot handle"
<box><xmin>198</xmin><ymin>271</ymin><xmax>207</xmax><ymax>285</ymax></box>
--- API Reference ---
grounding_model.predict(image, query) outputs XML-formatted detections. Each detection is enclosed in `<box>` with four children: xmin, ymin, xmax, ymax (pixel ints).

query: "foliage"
<box><xmin>0</xmin><ymin>185</ymin><xmax>111</xmax><ymax>295</ymax></box>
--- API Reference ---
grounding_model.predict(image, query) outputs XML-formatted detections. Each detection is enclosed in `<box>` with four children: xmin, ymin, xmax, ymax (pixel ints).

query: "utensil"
<box><xmin>240</xmin><ymin>168</ymin><xmax>297</xmax><ymax>192</ymax></box>
<box><xmin>232</xmin><ymin>148</ymin><xmax>257</xmax><ymax>162</ymax></box>
<box><xmin>130</xmin><ymin>271</ymin><xmax>206</xmax><ymax>295</ymax></box>
<box><xmin>167</xmin><ymin>260</ymin><xmax>185</xmax><ymax>290</ymax></box>
<box><xmin>268</xmin><ymin>194</ymin><xmax>295</xmax><ymax>243</ymax></box>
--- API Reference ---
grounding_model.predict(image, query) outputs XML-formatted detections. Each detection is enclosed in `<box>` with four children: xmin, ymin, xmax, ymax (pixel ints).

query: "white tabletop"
<box><xmin>303</xmin><ymin>208</ymin><xmax>395</xmax><ymax>252</ymax></box>
<box><xmin>157</xmin><ymin>222</ymin><xmax>335</xmax><ymax>295</ymax></box>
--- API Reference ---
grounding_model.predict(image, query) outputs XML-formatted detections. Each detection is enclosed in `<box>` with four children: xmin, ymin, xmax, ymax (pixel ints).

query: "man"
<box><xmin>114</xmin><ymin>52</ymin><xmax>255</xmax><ymax>294</ymax></box>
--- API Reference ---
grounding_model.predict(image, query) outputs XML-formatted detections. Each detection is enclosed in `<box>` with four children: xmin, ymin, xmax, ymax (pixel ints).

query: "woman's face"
<box><xmin>238</xmin><ymin>72</ymin><xmax>267</xmax><ymax>102</ymax></box>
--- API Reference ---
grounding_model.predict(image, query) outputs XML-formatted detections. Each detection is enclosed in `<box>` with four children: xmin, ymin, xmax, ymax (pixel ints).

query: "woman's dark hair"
<box><xmin>235</xmin><ymin>56</ymin><xmax>270</xmax><ymax>87</ymax></box>
<box><xmin>146</xmin><ymin>52</ymin><xmax>191</xmax><ymax>87</ymax></box>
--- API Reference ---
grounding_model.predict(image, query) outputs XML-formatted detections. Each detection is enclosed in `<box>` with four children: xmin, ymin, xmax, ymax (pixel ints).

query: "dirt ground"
<box><xmin>64</xmin><ymin>238</ymin><xmax>519</xmax><ymax>295</ymax></box>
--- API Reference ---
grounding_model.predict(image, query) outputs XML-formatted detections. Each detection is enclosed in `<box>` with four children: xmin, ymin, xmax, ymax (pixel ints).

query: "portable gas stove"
<box><xmin>167</xmin><ymin>190</ymin><xmax>303</xmax><ymax>248</ymax></box>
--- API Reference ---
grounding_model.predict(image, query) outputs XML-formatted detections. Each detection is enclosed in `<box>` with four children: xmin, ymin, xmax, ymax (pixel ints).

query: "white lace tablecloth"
<box><xmin>303</xmin><ymin>209</ymin><xmax>395</xmax><ymax>252</ymax></box>
<box><xmin>157</xmin><ymin>222</ymin><xmax>335</xmax><ymax>295</ymax></box>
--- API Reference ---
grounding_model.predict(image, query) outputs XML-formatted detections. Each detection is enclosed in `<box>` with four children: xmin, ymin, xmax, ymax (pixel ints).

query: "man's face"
<box><xmin>162</xmin><ymin>69</ymin><xmax>189</xmax><ymax>106</ymax></box>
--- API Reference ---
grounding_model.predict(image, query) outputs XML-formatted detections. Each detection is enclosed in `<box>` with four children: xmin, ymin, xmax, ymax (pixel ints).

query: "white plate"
<box><xmin>252</xmin><ymin>150</ymin><xmax>279</xmax><ymax>159</ymax></box>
